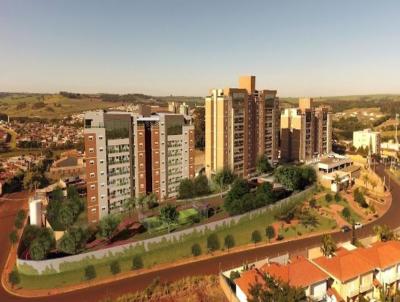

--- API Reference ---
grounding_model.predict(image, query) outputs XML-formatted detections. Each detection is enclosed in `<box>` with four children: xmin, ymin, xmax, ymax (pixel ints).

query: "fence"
<box><xmin>17</xmin><ymin>186</ymin><xmax>315</xmax><ymax>275</ymax></box>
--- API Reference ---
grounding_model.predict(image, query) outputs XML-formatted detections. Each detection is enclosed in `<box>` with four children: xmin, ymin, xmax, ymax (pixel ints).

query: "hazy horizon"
<box><xmin>1</xmin><ymin>0</ymin><xmax>400</xmax><ymax>97</ymax></box>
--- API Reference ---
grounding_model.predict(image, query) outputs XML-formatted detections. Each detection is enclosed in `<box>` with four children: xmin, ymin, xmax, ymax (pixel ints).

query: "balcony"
<box><xmin>359</xmin><ymin>283</ymin><xmax>373</xmax><ymax>293</ymax></box>
<box><xmin>346</xmin><ymin>288</ymin><xmax>359</xmax><ymax>298</ymax></box>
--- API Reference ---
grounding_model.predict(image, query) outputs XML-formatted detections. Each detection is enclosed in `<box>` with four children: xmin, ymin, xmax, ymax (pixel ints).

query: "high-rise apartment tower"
<box><xmin>205</xmin><ymin>76</ymin><xmax>280</xmax><ymax>179</ymax></box>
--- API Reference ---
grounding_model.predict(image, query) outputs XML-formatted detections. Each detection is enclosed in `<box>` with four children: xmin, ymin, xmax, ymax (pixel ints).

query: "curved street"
<box><xmin>0</xmin><ymin>164</ymin><xmax>399</xmax><ymax>302</ymax></box>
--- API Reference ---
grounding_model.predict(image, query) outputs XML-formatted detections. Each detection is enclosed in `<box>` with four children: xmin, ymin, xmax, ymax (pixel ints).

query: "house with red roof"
<box><xmin>312</xmin><ymin>248</ymin><xmax>376</xmax><ymax>301</ymax></box>
<box><xmin>355</xmin><ymin>241</ymin><xmax>400</xmax><ymax>294</ymax></box>
<box><xmin>234</xmin><ymin>256</ymin><xmax>330</xmax><ymax>302</ymax></box>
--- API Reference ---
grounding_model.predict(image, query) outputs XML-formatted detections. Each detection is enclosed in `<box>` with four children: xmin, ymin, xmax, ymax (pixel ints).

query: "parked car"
<box><xmin>354</xmin><ymin>222</ymin><xmax>363</xmax><ymax>230</ymax></box>
<box><xmin>341</xmin><ymin>225</ymin><xmax>351</xmax><ymax>233</ymax></box>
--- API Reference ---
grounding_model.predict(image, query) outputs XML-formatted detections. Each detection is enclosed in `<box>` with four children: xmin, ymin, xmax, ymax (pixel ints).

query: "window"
<box><xmin>90</xmin><ymin>184</ymin><xmax>95</xmax><ymax>190</ymax></box>
<box><xmin>90</xmin><ymin>160</ymin><xmax>95</xmax><ymax>165</ymax></box>
<box><xmin>100</xmin><ymin>159</ymin><xmax>104</xmax><ymax>164</ymax></box>
<box><xmin>99</xmin><ymin>136</ymin><xmax>103</xmax><ymax>140</ymax></box>
<box><xmin>100</xmin><ymin>171</ymin><xmax>105</xmax><ymax>176</ymax></box>
<box><xmin>99</xmin><ymin>147</ymin><xmax>104</xmax><ymax>152</ymax></box>
<box><xmin>88</xmin><ymin>136</ymin><xmax>94</xmax><ymax>141</ymax></box>
<box><xmin>90</xmin><ymin>172</ymin><xmax>95</xmax><ymax>178</ymax></box>
<box><xmin>89</xmin><ymin>148</ymin><xmax>94</xmax><ymax>153</ymax></box>
<box><xmin>91</xmin><ymin>196</ymin><xmax>96</xmax><ymax>201</ymax></box>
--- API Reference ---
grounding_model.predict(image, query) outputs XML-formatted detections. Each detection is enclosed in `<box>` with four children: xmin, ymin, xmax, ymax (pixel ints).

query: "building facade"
<box><xmin>205</xmin><ymin>76</ymin><xmax>280</xmax><ymax>179</ymax></box>
<box><xmin>84</xmin><ymin>110</ymin><xmax>195</xmax><ymax>223</ymax></box>
<box><xmin>353</xmin><ymin>129</ymin><xmax>381</xmax><ymax>155</ymax></box>
<box><xmin>280</xmin><ymin>98</ymin><xmax>332</xmax><ymax>162</ymax></box>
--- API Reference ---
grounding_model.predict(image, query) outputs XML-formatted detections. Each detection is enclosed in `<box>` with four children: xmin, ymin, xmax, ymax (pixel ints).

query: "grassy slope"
<box><xmin>19</xmin><ymin>188</ymin><xmax>338</xmax><ymax>290</ymax></box>
<box><xmin>0</xmin><ymin>94</ymin><xmax>116</xmax><ymax>119</ymax></box>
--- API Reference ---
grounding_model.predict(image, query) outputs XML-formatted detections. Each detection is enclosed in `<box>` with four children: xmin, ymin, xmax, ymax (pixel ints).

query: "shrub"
<box><xmin>224</xmin><ymin>234</ymin><xmax>235</xmax><ymax>251</ymax></box>
<box><xmin>191</xmin><ymin>243</ymin><xmax>202</xmax><ymax>256</ymax></box>
<box><xmin>207</xmin><ymin>233</ymin><xmax>220</xmax><ymax>252</ymax></box>
<box><xmin>9</xmin><ymin>230</ymin><xmax>18</xmax><ymax>245</ymax></box>
<box><xmin>265</xmin><ymin>225</ymin><xmax>276</xmax><ymax>242</ymax></box>
<box><xmin>276</xmin><ymin>234</ymin><xmax>284</xmax><ymax>241</ymax></box>
<box><xmin>309</xmin><ymin>198</ymin><xmax>317</xmax><ymax>208</ymax></box>
<box><xmin>251</xmin><ymin>230</ymin><xmax>262</xmax><ymax>245</ymax></box>
<box><xmin>132</xmin><ymin>255</ymin><xmax>144</xmax><ymax>270</ymax></box>
<box><xmin>84</xmin><ymin>265</ymin><xmax>96</xmax><ymax>280</ymax></box>
<box><xmin>342</xmin><ymin>207</ymin><xmax>351</xmax><ymax>220</ymax></box>
<box><xmin>325</xmin><ymin>193</ymin><xmax>332</xmax><ymax>202</ymax></box>
<box><xmin>8</xmin><ymin>270</ymin><xmax>20</xmax><ymax>288</ymax></box>
<box><xmin>110</xmin><ymin>260</ymin><xmax>121</xmax><ymax>275</ymax></box>
<box><xmin>229</xmin><ymin>270</ymin><xmax>241</xmax><ymax>281</ymax></box>
<box><xmin>334</xmin><ymin>193</ymin><xmax>341</xmax><ymax>202</ymax></box>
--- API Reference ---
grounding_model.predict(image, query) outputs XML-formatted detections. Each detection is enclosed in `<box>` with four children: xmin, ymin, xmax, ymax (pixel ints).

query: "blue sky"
<box><xmin>0</xmin><ymin>0</ymin><xmax>399</xmax><ymax>97</ymax></box>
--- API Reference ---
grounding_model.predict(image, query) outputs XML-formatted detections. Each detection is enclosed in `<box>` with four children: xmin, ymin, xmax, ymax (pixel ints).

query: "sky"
<box><xmin>0</xmin><ymin>0</ymin><xmax>400</xmax><ymax>97</ymax></box>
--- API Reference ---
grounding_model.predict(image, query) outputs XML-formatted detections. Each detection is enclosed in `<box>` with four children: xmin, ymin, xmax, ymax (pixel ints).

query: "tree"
<box><xmin>354</xmin><ymin>188</ymin><xmax>368</xmax><ymax>208</ymax></box>
<box><xmin>14</xmin><ymin>218</ymin><xmax>23</xmax><ymax>229</ymax></box>
<box><xmin>132</xmin><ymin>255</ymin><xmax>144</xmax><ymax>270</ymax></box>
<box><xmin>207</xmin><ymin>233</ymin><xmax>220</xmax><ymax>252</ymax></box>
<box><xmin>193</xmin><ymin>106</ymin><xmax>205</xmax><ymax>150</ymax></box>
<box><xmin>9</xmin><ymin>230</ymin><xmax>18</xmax><ymax>245</ymax></box>
<box><xmin>373</xmin><ymin>225</ymin><xmax>395</xmax><ymax>242</ymax></box>
<box><xmin>123</xmin><ymin>197</ymin><xmax>136</xmax><ymax>217</ymax></box>
<box><xmin>58</xmin><ymin>204</ymin><xmax>74</xmax><ymax>230</ymax></box>
<box><xmin>214</xmin><ymin>168</ymin><xmax>235</xmax><ymax>191</ymax></box>
<box><xmin>58</xmin><ymin>227</ymin><xmax>88</xmax><ymax>255</ymax></box>
<box><xmin>265</xmin><ymin>225</ymin><xmax>276</xmax><ymax>242</ymax></box>
<box><xmin>16</xmin><ymin>209</ymin><xmax>26</xmax><ymax>221</ymax></box>
<box><xmin>249</xmin><ymin>274</ymin><xmax>306</xmax><ymax>302</ymax></box>
<box><xmin>99</xmin><ymin>215</ymin><xmax>121</xmax><ymax>241</ymax></box>
<box><xmin>159</xmin><ymin>204</ymin><xmax>179</xmax><ymax>233</ymax></box>
<box><xmin>193</xmin><ymin>175</ymin><xmax>210</xmax><ymax>196</ymax></box>
<box><xmin>223</xmin><ymin>179</ymin><xmax>250</xmax><ymax>215</ymax></box>
<box><xmin>191</xmin><ymin>243</ymin><xmax>202</xmax><ymax>256</ymax></box>
<box><xmin>342</xmin><ymin>207</ymin><xmax>351</xmax><ymax>221</ymax></box>
<box><xmin>84</xmin><ymin>265</ymin><xmax>96</xmax><ymax>280</ymax></box>
<box><xmin>256</xmin><ymin>155</ymin><xmax>273</xmax><ymax>174</ymax></box>
<box><xmin>178</xmin><ymin>178</ymin><xmax>194</xmax><ymax>199</ymax></box>
<box><xmin>274</xmin><ymin>166</ymin><xmax>302</xmax><ymax>191</ymax></box>
<box><xmin>29</xmin><ymin>239</ymin><xmax>46</xmax><ymax>260</ymax></box>
<box><xmin>334</xmin><ymin>193</ymin><xmax>341</xmax><ymax>202</ymax></box>
<box><xmin>362</xmin><ymin>174</ymin><xmax>370</xmax><ymax>188</ymax></box>
<box><xmin>110</xmin><ymin>260</ymin><xmax>121</xmax><ymax>275</ymax></box>
<box><xmin>224</xmin><ymin>234</ymin><xmax>235</xmax><ymax>251</ymax></box>
<box><xmin>251</xmin><ymin>230</ymin><xmax>262</xmax><ymax>246</ymax></box>
<box><xmin>320</xmin><ymin>234</ymin><xmax>337</xmax><ymax>257</ymax></box>
<box><xmin>8</xmin><ymin>270</ymin><xmax>20</xmax><ymax>288</ymax></box>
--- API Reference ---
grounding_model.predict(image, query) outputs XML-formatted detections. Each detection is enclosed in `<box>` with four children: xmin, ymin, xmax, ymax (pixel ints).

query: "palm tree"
<box><xmin>362</xmin><ymin>174</ymin><xmax>369</xmax><ymax>188</ymax></box>
<box><xmin>333</xmin><ymin>174</ymin><xmax>341</xmax><ymax>192</ymax></box>
<box><xmin>320</xmin><ymin>234</ymin><xmax>337</xmax><ymax>257</ymax></box>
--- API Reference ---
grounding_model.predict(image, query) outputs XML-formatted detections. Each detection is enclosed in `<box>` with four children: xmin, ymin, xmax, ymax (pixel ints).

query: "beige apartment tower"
<box><xmin>205</xmin><ymin>76</ymin><xmax>280</xmax><ymax>179</ymax></box>
<box><xmin>280</xmin><ymin>98</ymin><xmax>332</xmax><ymax>162</ymax></box>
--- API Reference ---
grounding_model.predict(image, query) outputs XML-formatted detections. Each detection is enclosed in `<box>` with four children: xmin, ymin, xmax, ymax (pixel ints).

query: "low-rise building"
<box><xmin>317</xmin><ymin>154</ymin><xmax>361</xmax><ymax>192</ymax></box>
<box><xmin>312</xmin><ymin>248</ymin><xmax>375</xmax><ymax>301</ymax></box>
<box><xmin>234</xmin><ymin>256</ymin><xmax>329</xmax><ymax>302</ymax></box>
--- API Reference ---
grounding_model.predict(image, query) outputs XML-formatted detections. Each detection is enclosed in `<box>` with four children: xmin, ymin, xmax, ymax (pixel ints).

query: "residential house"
<box><xmin>312</xmin><ymin>248</ymin><xmax>375</xmax><ymax>301</ymax></box>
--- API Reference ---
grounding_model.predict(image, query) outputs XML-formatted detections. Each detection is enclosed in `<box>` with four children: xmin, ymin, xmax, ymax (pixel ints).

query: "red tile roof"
<box><xmin>354</xmin><ymin>241</ymin><xmax>400</xmax><ymax>270</ymax></box>
<box><xmin>313</xmin><ymin>249</ymin><xmax>375</xmax><ymax>282</ymax></box>
<box><xmin>234</xmin><ymin>269</ymin><xmax>265</xmax><ymax>297</ymax></box>
<box><xmin>261</xmin><ymin>256</ymin><xmax>328</xmax><ymax>288</ymax></box>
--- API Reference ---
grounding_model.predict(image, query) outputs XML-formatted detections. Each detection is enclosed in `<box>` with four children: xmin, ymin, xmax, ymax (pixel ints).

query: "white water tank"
<box><xmin>29</xmin><ymin>198</ymin><xmax>42</xmax><ymax>226</ymax></box>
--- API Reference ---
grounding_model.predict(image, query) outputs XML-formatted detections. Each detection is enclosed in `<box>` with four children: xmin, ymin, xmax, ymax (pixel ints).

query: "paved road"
<box><xmin>1</xmin><ymin>165</ymin><xmax>399</xmax><ymax>302</ymax></box>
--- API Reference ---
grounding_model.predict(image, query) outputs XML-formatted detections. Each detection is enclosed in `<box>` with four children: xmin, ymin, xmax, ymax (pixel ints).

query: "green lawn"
<box><xmin>317</xmin><ymin>193</ymin><xmax>362</xmax><ymax>224</ymax></box>
<box><xmin>18</xmin><ymin>187</ymin><xmax>330</xmax><ymax>290</ymax></box>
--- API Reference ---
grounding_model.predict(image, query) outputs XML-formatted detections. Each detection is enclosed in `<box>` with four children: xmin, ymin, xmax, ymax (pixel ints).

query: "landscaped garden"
<box><xmin>12</xmin><ymin>164</ymin><xmax>341</xmax><ymax>290</ymax></box>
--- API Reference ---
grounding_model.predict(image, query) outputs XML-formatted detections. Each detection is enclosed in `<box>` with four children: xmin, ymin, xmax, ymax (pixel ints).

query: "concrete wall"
<box><xmin>17</xmin><ymin>186</ymin><xmax>315</xmax><ymax>275</ymax></box>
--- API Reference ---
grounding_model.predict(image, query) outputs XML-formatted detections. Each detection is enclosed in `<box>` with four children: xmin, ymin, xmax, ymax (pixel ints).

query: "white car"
<box><xmin>354</xmin><ymin>222</ymin><xmax>363</xmax><ymax>230</ymax></box>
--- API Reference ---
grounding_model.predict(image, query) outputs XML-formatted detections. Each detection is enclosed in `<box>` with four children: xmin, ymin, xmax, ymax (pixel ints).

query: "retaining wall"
<box><xmin>17</xmin><ymin>186</ymin><xmax>315</xmax><ymax>275</ymax></box>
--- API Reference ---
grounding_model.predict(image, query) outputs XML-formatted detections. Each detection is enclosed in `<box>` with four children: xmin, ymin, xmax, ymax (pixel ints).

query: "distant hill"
<box><xmin>0</xmin><ymin>92</ymin><xmax>203</xmax><ymax>119</ymax></box>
